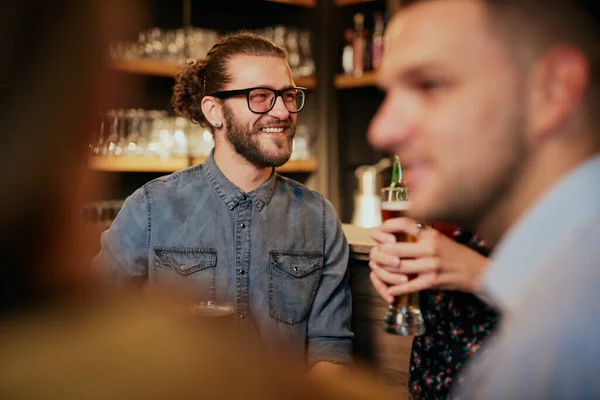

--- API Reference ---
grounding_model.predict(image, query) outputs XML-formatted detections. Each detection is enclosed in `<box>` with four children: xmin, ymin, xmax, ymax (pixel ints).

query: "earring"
<box><xmin>214</xmin><ymin>121</ymin><xmax>222</xmax><ymax>128</ymax></box>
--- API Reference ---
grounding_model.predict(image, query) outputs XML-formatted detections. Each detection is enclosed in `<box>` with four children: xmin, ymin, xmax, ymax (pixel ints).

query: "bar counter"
<box><xmin>342</xmin><ymin>224</ymin><xmax>411</xmax><ymax>396</ymax></box>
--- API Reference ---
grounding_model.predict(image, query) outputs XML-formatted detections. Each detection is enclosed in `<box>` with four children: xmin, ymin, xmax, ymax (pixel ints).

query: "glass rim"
<box><xmin>381</xmin><ymin>186</ymin><xmax>409</xmax><ymax>202</ymax></box>
<box><xmin>381</xmin><ymin>186</ymin><xmax>409</xmax><ymax>193</ymax></box>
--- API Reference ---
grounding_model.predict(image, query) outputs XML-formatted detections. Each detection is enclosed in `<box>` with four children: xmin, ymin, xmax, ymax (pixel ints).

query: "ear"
<box><xmin>201</xmin><ymin>96</ymin><xmax>224</xmax><ymax>129</ymax></box>
<box><xmin>527</xmin><ymin>46</ymin><xmax>589</xmax><ymax>142</ymax></box>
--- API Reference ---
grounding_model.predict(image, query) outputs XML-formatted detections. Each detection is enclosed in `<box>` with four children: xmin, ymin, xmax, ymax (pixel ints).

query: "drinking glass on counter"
<box><xmin>380</xmin><ymin>186</ymin><xmax>425</xmax><ymax>336</ymax></box>
<box><xmin>191</xmin><ymin>301</ymin><xmax>234</xmax><ymax>320</ymax></box>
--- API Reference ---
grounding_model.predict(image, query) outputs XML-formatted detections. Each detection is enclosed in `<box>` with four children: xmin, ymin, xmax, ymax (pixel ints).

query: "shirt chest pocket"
<box><xmin>153</xmin><ymin>247</ymin><xmax>217</xmax><ymax>302</ymax></box>
<box><xmin>269</xmin><ymin>250</ymin><xmax>324</xmax><ymax>325</ymax></box>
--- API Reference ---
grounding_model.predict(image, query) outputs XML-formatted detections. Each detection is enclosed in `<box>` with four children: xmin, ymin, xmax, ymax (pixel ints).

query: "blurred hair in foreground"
<box><xmin>0</xmin><ymin>2</ymin><xmax>395</xmax><ymax>399</ymax></box>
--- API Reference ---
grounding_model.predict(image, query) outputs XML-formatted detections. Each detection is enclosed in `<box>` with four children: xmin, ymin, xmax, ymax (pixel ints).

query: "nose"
<box><xmin>368</xmin><ymin>93</ymin><xmax>416</xmax><ymax>153</ymax></box>
<box><xmin>268</xmin><ymin>95</ymin><xmax>291</xmax><ymax>120</ymax></box>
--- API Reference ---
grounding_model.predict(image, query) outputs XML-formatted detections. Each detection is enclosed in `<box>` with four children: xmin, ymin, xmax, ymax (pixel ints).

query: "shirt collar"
<box><xmin>202</xmin><ymin>149</ymin><xmax>277</xmax><ymax>212</ymax></box>
<box><xmin>484</xmin><ymin>155</ymin><xmax>600</xmax><ymax>312</ymax></box>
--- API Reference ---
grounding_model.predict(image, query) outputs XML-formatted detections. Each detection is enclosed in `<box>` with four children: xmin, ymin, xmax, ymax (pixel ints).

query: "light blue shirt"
<box><xmin>458</xmin><ymin>155</ymin><xmax>600</xmax><ymax>399</ymax></box>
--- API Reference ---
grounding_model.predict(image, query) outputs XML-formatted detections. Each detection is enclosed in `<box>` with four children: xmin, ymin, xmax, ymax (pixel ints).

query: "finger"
<box><xmin>380</xmin><ymin>217</ymin><xmax>429</xmax><ymax>237</ymax></box>
<box><xmin>369</xmin><ymin>227</ymin><xmax>396</xmax><ymax>244</ymax></box>
<box><xmin>397</xmin><ymin>257</ymin><xmax>440</xmax><ymax>274</ymax></box>
<box><xmin>377</xmin><ymin>241</ymin><xmax>435</xmax><ymax>259</ymax></box>
<box><xmin>369</xmin><ymin>261</ymin><xmax>409</xmax><ymax>286</ymax></box>
<box><xmin>387</xmin><ymin>273</ymin><xmax>436</xmax><ymax>296</ymax></box>
<box><xmin>369</xmin><ymin>246</ymin><xmax>401</xmax><ymax>268</ymax></box>
<box><xmin>370</xmin><ymin>272</ymin><xmax>394</xmax><ymax>303</ymax></box>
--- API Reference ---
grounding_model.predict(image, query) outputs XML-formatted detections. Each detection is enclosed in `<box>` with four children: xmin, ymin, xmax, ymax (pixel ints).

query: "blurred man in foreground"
<box><xmin>0</xmin><ymin>2</ymin><xmax>391</xmax><ymax>399</ymax></box>
<box><xmin>369</xmin><ymin>0</ymin><xmax>600</xmax><ymax>398</ymax></box>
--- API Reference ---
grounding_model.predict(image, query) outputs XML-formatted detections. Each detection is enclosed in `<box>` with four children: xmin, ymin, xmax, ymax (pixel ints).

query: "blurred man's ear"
<box><xmin>527</xmin><ymin>46</ymin><xmax>590</xmax><ymax>142</ymax></box>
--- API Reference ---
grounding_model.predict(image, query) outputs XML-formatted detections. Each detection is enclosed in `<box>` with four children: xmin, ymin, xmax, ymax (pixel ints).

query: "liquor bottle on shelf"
<box><xmin>352</xmin><ymin>13</ymin><xmax>366</xmax><ymax>77</ymax></box>
<box><xmin>298</xmin><ymin>31</ymin><xmax>315</xmax><ymax>77</ymax></box>
<box><xmin>371</xmin><ymin>12</ymin><xmax>385</xmax><ymax>70</ymax></box>
<box><xmin>341</xmin><ymin>29</ymin><xmax>354</xmax><ymax>75</ymax></box>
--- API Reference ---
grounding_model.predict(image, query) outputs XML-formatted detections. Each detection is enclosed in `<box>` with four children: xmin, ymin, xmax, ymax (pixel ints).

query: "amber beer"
<box><xmin>381</xmin><ymin>200</ymin><xmax>411</xmax><ymax>237</ymax></box>
<box><xmin>380</xmin><ymin>187</ymin><xmax>425</xmax><ymax>336</ymax></box>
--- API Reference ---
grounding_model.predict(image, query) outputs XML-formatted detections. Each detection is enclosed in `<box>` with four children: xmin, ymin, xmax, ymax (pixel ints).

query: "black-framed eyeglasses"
<box><xmin>209</xmin><ymin>87</ymin><xmax>307</xmax><ymax>114</ymax></box>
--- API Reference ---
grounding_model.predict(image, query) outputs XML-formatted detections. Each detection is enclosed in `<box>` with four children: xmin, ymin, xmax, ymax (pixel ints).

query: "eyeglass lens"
<box><xmin>248</xmin><ymin>88</ymin><xmax>305</xmax><ymax>113</ymax></box>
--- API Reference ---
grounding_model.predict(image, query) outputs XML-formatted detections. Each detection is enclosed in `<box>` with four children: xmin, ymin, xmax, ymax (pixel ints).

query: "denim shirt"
<box><xmin>93</xmin><ymin>152</ymin><xmax>353</xmax><ymax>367</ymax></box>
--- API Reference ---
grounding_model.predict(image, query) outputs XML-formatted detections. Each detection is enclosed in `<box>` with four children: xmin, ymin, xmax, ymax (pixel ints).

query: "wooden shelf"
<box><xmin>294</xmin><ymin>75</ymin><xmax>317</xmax><ymax>89</ymax></box>
<box><xmin>335</xmin><ymin>0</ymin><xmax>376</xmax><ymax>5</ymax></box>
<box><xmin>266</xmin><ymin>0</ymin><xmax>374</xmax><ymax>6</ymax></box>
<box><xmin>89</xmin><ymin>156</ymin><xmax>188</xmax><ymax>173</ymax></box>
<box><xmin>90</xmin><ymin>156</ymin><xmax>318</xmax><ymax>173</ymax></box>
<box><xmin>276</xmin><ymin>158</ymin><xmax>319</xmax><ymax>173</ymax></box>
<box><xmin>109</xmin><ymin>58</ymin><xmax>182</xmax><ymax>78</ymax></box>
<box><xmin>266</xmin><ymin>0</ymin><xmax>315</xmax><ymax>6</ymax></box>
<box><xmin>109</xmin><ymin>58</ymin><xmax>317</xmax><ymax>89</ymax></box>
<box><xmin>334</xmin><ymin>71</ymin><xmax>378</xmax><ymax>89</ymax></box>
<box><xmin>191</xmin><ymin>157</ymin><xmax>318</xmax><ymax>173</ymax></box>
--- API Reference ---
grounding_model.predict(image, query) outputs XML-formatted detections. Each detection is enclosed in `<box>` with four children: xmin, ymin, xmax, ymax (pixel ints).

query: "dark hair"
<box><xmin>172</xmin><ymin>32</ymin><xmax>287</xmax><ymax>129</ymax></box>
<box><xmin>487</xmin><ymin>1</ymin><xmax>600</xmax><ymax>127</ymax></box>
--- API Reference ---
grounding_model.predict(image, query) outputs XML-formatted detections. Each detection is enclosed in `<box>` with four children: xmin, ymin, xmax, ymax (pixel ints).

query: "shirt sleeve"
<box><xmin>306</xmin><ymin>198</ymin><xmax>353</xmax><ymax>368</ymax></box>
<box><xmin>92</xmin><ymin>187</ymin><xmax>150</xmax><ymax>286</ymax></box>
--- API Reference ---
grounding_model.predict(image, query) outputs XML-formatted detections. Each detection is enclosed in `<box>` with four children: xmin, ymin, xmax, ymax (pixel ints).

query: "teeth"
<box><xmin>261</xmin><ymin>127</ymin><xmax>284</xmax><ymax>133</ymax></box>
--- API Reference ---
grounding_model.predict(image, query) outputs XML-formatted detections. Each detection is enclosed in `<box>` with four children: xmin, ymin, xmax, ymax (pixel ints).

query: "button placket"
<box><xmin>235</xmin><ymin>196</ymin><xmax>252</xmax><ymax>322</ymax></box>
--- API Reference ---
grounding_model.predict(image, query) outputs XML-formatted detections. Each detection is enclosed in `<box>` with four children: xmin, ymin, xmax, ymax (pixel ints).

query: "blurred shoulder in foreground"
<box><xmin>0</xmin><ymin>294</ymin><xmax>396</xmax><ymax>400</ymax></box>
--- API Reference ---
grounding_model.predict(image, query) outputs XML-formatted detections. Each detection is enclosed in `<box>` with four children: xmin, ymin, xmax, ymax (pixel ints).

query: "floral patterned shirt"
<box><xmin>408</xmin><ymin>230</ymin><xmax>500</xmax><ymax>400</ymax></box>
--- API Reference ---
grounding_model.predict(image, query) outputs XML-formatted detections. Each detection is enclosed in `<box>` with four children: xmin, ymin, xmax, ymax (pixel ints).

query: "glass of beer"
<box><xmin>191</xmin><ymin>301</ymin><xmax>234</xmax><ymax>318</ymax></box>
<box><xmin>190</xmin><ymin>301</ymin><xmax>235</xmax><ymax>329</ymax></box>
<box><xmin>380</xmin><ymin>186</ymin><xmax>425</xmax><ymax>336</ymax></box>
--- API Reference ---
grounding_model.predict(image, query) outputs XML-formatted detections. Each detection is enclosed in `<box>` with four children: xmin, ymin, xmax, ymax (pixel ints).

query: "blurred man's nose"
<box><xmin>368</xmin><ymin>96</ymin><xmax>413</xmax><ymax>152</ymax></box>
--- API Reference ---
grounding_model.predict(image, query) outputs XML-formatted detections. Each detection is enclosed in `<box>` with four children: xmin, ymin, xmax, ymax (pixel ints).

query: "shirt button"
<box><xmin>179</xmin><ymin>265</ymin><xmax>186</xmax><ymax>271</ymax></box>
<box><xmin>293</xmin><ymin>267</ymin><xmax>299</xmax><ymax>272</ymax></box>
<box><xmin>239</xmin><ymin>315</ymin><xmax>245</xmax><ymax>319</ymax></box>
<box><xmin>239</xmin><ymin>269</ymin><xmax>246</xmax><ymax>275</ymax></box>
<box><xmin>240</xmin><ymin>223</ymin><xmax>246</xmax><ymax>228</ymax></box>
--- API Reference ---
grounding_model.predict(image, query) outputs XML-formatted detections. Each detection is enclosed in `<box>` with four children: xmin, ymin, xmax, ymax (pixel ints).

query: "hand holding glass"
<box><xmin>380</xmin><ymin>186</ymin><xmax>425</xmax><ymax>336</ymax></box>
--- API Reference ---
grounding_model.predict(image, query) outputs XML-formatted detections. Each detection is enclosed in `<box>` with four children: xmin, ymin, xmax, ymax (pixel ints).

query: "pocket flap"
<box><xmin>269</xmin><ymin>251</ymin><xmax>323</xmax><ymax>278</ymax></box>
<box><xmin>154</xmin><ymin>247</ymin><xmax>217</xmax><ymax>276</ymax></box>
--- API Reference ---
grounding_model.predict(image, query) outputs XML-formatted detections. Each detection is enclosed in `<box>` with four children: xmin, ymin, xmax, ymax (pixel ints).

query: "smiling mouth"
<box><xmin>260</xmin><ymin>127</ymin><xmax>285</xmax><ymax>133</ymax></box>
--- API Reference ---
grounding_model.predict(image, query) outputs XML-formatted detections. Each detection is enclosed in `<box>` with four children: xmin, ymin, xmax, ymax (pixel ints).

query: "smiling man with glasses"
<box><xmin>93</xmin><ymin>33</ymin><xmax>353</xmax><ymax>375</ymax></box>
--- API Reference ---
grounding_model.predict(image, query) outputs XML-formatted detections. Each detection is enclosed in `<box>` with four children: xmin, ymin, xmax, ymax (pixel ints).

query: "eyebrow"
<box><xmin>394</xmin><ymin>63</ymin><xmax>453</xmax><ymax>82</ymax></box>
<box><xmin>238</xmin><ymin>84</ymin><xmax>298</xmax><ymax>91</ymax></box>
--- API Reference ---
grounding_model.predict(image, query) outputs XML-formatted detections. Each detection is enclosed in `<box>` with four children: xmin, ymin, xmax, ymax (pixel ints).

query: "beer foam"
<box><xmin>381</xmin><ymin>201</ymin><xmax>410</xmax><ymax>211</ymax></box>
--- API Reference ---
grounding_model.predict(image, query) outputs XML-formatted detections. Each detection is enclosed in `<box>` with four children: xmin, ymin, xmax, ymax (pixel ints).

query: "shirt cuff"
<box><xmin>307</xmin><ymin>337</ymin><xmax>353</xmax><ymax>368</ymax></box>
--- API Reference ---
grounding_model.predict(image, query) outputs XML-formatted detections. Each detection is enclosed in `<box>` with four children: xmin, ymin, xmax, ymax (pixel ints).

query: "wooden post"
<box><xmin>314</xmin><ymin>0</ymin><xmax>341</xmax><ymax>210</ymax></box>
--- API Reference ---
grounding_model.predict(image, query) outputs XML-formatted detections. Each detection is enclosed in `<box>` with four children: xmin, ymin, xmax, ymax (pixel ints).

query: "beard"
<box><xmin>223</xmin><ymin>105</ymin><xmax>295</xmax><ymax>169</ymax></box>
